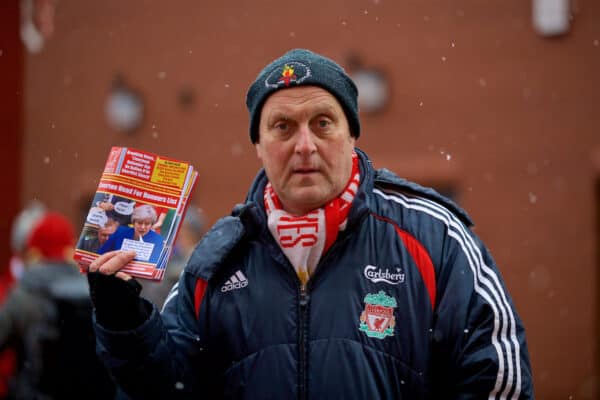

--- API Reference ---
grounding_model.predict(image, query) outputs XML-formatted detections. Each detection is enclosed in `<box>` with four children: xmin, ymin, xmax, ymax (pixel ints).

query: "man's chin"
<box><xmin>284</xmin><ymin>190</ymin><xmax>334</xmax><ymax>212</ymax></box>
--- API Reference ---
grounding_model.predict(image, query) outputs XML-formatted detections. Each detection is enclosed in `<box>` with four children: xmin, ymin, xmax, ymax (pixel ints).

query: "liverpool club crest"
<box><xmin>359</xmin><ymin>291</ymin><xmax>397</xmax><ymax>339</ymax></box>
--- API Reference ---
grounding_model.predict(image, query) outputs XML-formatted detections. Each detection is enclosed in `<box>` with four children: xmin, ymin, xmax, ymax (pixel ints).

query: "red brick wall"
<box><xmin>21</xmin><ymin>1</ymin><xmax>600</xmax><ymax>397</ymax></box>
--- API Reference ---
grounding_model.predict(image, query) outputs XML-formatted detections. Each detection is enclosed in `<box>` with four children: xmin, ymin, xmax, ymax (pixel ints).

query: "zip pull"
<box><xmin>299</xmin><ymin>284</ymin><xmax>309</xmax><ymax>307</ymax></box>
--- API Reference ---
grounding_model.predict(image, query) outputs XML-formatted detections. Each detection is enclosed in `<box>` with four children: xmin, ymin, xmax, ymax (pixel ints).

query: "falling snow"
<box><xmin>594</xmin><ymin>39</ymin><xmax>599</xmax><ymax>47</ymax></box>
<box><xmin>529</xmin><ymin>265</ymin><xmax>551</xmax><ymax>291</ymax></box>
<box><xmin>478</xmin><ymin>78</ymin><xmax>487</xmax><ymax>87</ymax></box>
<box><xmin>43</xmin><ymin>156</ymin><xmax>50</xmax><ymax>164</ymax></box>
<box><xmin>528</xmin><ymin>192</ymin><xmax>537</xmax><ymax>204</ymax></box>
<box><xmin>158</xmin><ymin>71</ymin><xmax>166</xmax><ymax>79</ymax></box>
<box><xmin>441</xmin><ymin>56</ymin><xmax>447</xmax><ymax>62</ymax></box>
<box><xmin>439</xmin><ymin>150</ymin><xmax>452</xmax><ymax>161</ymax></box>
<box><xmin>224</xmin><ymin>83</ymin><xmax>230</xmax><ymax>88</ymax></box>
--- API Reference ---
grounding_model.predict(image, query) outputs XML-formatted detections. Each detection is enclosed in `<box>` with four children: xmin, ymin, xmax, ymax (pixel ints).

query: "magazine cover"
<box><xmin>73</xmin><ymin>146</ymin><xmax>198</xmax><ymax>281</ymax></box>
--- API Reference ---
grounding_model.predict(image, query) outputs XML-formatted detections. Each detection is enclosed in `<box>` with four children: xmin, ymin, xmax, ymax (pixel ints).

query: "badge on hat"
<box><xmin>359</xmin><ymin>291</ymin><xmax>397</xmax><ymax>339</ymax></box>
<box><xmin>265</xmin><ymin>62</ymin><xmax>311</xmax><ymax>89</ymax></box>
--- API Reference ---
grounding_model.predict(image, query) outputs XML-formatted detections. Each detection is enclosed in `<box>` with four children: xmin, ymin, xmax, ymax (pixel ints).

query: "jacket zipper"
<box><xmin>296</xmin><ymin>214</ymin><xmax>368</xmax><ymax>400</ymax></box>
<box><xmin>298</xmin><ymin>284</ymin><xmax>309</xmax><ymax>400</ymax></box>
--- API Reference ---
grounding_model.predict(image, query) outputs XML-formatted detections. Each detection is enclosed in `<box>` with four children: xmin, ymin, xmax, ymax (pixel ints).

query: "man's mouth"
<box><xmin>293</xmin><ymin>168</ymin><xmax>318</xmax><ymax>175</ymax></box>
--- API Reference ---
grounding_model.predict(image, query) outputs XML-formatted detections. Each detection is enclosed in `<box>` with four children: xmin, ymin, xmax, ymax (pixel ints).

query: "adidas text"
<box><xmin>221</xmin><ymin>271</ymin><xmax>248</xmax><ymax>292</ymax></box>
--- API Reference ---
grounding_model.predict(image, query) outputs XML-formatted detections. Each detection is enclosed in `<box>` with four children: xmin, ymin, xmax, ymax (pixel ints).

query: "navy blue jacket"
<box><xmin>95</xmin><ymin>149</ymin><xmax>534</xmax><ymax>399</ymax></box>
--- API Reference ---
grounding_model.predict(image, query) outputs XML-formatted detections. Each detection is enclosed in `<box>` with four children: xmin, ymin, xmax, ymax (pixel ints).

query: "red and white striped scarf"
<box><xmin>264</xmin><ymin>152</ymin><xmax>360</xmax><ymax>286</ymax></box>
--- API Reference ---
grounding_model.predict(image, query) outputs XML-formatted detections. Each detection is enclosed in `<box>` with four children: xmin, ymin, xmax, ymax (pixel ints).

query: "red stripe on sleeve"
<box><xmin>394</xmin><ymin>228</ymin><xmax>436</xmax><ymax>309</ymax></box>
<box><xmin>372</xmin><ymin>214</ymin><xmax>437</xmax><ymax>309</ymax></box>
<box><xmin>194</xmin><ymin>278</ymin><xmax>208</xmax><ymax>319</ymax></box>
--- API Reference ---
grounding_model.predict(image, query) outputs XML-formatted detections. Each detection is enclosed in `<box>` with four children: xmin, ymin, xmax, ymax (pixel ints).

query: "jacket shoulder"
<box><xmin>184</xmin><ymin>214</ymin><xmax>246</xmax><ymax>281</ymax></box>
<box><xmin>372</xmin><ymin>168</ymin><xmax>473</xmax><ymax>227</ymax></box>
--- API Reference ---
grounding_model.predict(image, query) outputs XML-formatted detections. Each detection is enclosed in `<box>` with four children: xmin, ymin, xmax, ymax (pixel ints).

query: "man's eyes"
<box><xmin>317</xmin><ymin>119</ymin><xmax>330</xmax><ymax>128</ymax></box>
<box><xmin>315</xmin><ymin>117</ymin><xmax>334</xmax><ymax>130</ymax></box>
<box><xmin>274</xmin><ymin>121</ymin><xmax>288</xmax><ymax>131</ymax></box>
<box><xmin>270</xmin><ymin>116</ymin><xmax>333</xmax><ymax>133</ymax></box>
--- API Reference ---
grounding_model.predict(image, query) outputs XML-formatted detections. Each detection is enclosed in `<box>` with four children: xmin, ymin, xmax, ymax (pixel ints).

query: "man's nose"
<box><xmin>294</xmin><ymin>124</ymin><xmax>317</xmax><ymax>154</ymax></box>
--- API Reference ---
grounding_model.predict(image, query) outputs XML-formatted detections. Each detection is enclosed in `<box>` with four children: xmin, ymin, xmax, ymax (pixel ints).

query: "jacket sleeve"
<box><xmin>94</xmin><ymin>270</ymin><xmax>208</xmax><ymax>399</ymax></box>
<box><xmin>429</xmin><ymin>225</ymin><xmax>534</xmax><ymax>399</ymax></box>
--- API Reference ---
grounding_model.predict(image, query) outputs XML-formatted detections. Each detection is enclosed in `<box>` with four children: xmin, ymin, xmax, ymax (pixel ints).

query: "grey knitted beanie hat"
<box><xmin>245</xmin><ymin>49</ymin><xmax>360</xmax><ymax>143</ymax></box>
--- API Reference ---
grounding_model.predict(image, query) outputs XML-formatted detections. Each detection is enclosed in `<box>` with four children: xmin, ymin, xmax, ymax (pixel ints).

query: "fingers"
<box><xmin>115</xmin><ymin>271</ymin><xmax>134</xmax><ymax>281</ymax></box>
<box><xmin>88</xmin><ymin>250</ymin><xmax>123</xmax><ymax>272</ymax></box>
<box><xmin>89</xmin><ymin>250</ymin><xmax>137</xmax><ymax>275</ymax></box>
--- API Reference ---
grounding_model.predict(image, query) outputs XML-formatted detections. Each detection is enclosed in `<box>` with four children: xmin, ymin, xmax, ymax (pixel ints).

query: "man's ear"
<box><xmin>255</xmin><ymin>142</ymin><xmax>263</xmax><ymax>161</ymax></box>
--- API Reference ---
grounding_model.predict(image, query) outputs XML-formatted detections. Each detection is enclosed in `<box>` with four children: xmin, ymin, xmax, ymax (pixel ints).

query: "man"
<box><xmin>0</xmin><ymin>211</ymin><xmax>115</xmax><ymax>399</ymax></box>
<box><xmin>79</xmin><ymin>217</ymin><xmax>119</xmax><ymax>253</ymax></box>
<box><xmin>88</xmin><ymin>49</ymin><xmax>534</xmax><ymax>399</ymax></box>
<box><xmin>0</xmin><ymin>201</ymin><xmax>46</xmax><ymax>398</ymax></box>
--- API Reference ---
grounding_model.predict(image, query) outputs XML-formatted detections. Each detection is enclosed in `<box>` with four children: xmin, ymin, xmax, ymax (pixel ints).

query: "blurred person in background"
<box><xmin>6</xmin><ymin>200</ymin><xmax>46</xmax><ymax>285</ymax></box>
<box><xmin>87</xmin><ymin>49</ymin><xmax>534</xmax><ymax>398</ymax></box>
<box><xmin>0</xmin><ymin>211</ymin><xmax>115</xmax><ymax>399</ymax></box>
<box><xmin>0</xmin><ymin>201</ymin><xmax>47</xmax><ymax>399</ymax></box>
<box><xmin>141</xmin><ymin>206</ymin><xmax>206</xmax><ymax>308</ymax></box>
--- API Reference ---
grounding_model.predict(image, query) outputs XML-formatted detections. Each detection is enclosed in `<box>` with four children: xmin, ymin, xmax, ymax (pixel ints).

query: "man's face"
<box><xmin>255</xmin><ymin>86</ymin><xmax>356</xmax><ymax>215</ymax></box>
<box><xmin>98</xmin><ymin>224</ymin><xmax>117</xmax><ymax>244</ymax></box>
